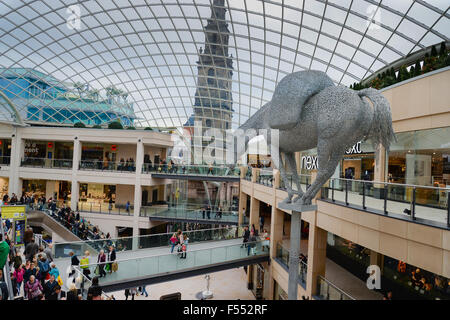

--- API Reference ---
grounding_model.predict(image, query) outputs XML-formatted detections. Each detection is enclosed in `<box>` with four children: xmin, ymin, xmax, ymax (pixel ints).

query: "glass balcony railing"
<box><xmin>140</xmin><ymin>206</ymin><xmax>247</xmax><ymax>224</ymax></box>
<box><xmin>52</xmin><ymin>225</ymin><xmax>246</xmax><ymax>259</ymax></box>
<box><xmin>275</xmin><ymin>242</ymin><xmax>307</xmax><ymax>286</ymax></box>
<box><xmin>79</xmin><ymin>160</ymin><xmax>136</xmax><ymax>172</ymax></box>
<box><xmin>73</xmin><ymin>240</ymin><xmax>268</xmax><ymax>287</ymax></box>
<box><xmin>78</xmin><ymin>201</ymin><xmax>134</xmax><ymax>215</ymax></box>
<box><xmin>0</xmin><ymin>156</ymin><xmax>10</xmax><ymax>165</ymax></box>
<box><xmin>279</xmin><ymin>173</ymin><xmax>311</xmax><ymax>191</ymax></box>
<box><xmin>321</xmin><ymin>178</ymin><xmax>450</xmax><ymax>227</ymax></box>
<box><xmin>142</xmin><ymin>163</ymin><xmax>240</xmax><ymax>177</ymax></box>
<box><xmin>21</xmin><ymin>157</ymin><xmax>73</xmax><ymax>169</ymax></box>
<box><xmin>316</xmin><ymin>275</ymin><xmax>355</xmax><ymax>300</ymax></box>
<box><xmin>256</xmin><ymin>169</ymin><xmax>274</xmax><ymax>187</ymax></box>
<box><xmin>244</xmin><ymin>167</ymin><xmax>252</xmax><ymax>181</ymax></box>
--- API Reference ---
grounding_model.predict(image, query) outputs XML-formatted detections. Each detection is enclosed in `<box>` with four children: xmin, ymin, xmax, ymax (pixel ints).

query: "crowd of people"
<box><xmin>241</xmin><ymin>225</ymin><xmax>270</xmax><ymax>256</ymax></box>
<box><xmin>169</xmin><ymin>229</ymin><xmax>190</xmax><ymax>259</ymax></box>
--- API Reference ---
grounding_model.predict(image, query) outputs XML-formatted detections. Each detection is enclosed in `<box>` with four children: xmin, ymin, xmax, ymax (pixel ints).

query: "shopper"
<box><xmin>87</xmin><ymin>276</ymin><xmax>103</xmax><ymax>300</ymax></box>
<box><xmin>25</xmin><ymin>237</ymin><xmax>38</xmax><ymax>262</ymax></box>
<box><xmin>24</xmin><ymin>275</ymin><xmax>43</xmax><ymax>301</ymax></box>
<box><xmin>181</xmin><ymin>233</ymin><xmax>189</xmax><ymax>259</ymax></box>
<box><xmin>80</xmin><ymin>251</ymin><xmax>91</xmax><ymax>281</ymax></box>
<box><xmin>169</xmin><ymin>232</ymin><xmax>178</xmax><ymax>253</ymax></box>
<box><xmin>97</xmin><ymin>249</ymin><xmax>107</xmax><ymax>278</ymax></box>
<box><xmin>13</xmin><ymin>264</ymin><xmax>25</xmax><ymax>296</ymax></box>
<box><xmin>241</xmin><ymin>226</ymin><xmax>250</xmax><ymax>248</ymax></box>
<box><xmin>126</xmin><ymin>201</ymin><xmax>131</xmax><ymax>215</ymax></box>
<box><xmin>107</xmin><ymin>245</ymin><xmax>116</xmax><ymax>274</ymax></box>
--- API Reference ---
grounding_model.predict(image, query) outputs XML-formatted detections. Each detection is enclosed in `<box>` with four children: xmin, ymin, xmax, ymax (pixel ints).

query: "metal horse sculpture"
<box><xmin>237</xmin><ymin>70</ymin><xmax>396</xmax><ymax>205</ymax></box>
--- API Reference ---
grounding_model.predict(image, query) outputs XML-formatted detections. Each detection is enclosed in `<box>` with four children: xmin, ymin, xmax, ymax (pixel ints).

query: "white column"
<box><xmin>9</xmin><ymin>127</ymin><xmax>23</xmax><ymax>197</ymax></box>
<box><xmin>71</xmin><ymin>138</ymin><xmax>81</xmax><ymax>211</ymax></box>
<box><xmin>132</xmin><ymin>138</ymin><xmax>144</xmax><ymax>250</ymax></box>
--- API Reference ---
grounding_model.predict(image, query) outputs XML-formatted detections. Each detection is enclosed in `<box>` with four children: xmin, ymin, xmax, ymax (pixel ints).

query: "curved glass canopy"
<box><xmin>0</xmin><ymin>0</ymin><xmax>448</xmax><ymax>129</ymax></box>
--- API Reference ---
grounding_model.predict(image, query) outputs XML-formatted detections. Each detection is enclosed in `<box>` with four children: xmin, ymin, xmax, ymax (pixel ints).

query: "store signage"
<box><xmin>345</xmin><ymin>141</ymin><xmax>362</xmax><ymax>155</ymax></box>
<box><xmin>111</xmin><ymin>145</ymin><xmax>117</xmax><ymax>151</ymax></box>
<box><xmin>301</xmin><ymin>155</ymin><xmax>318</xmax><ymax>170</ymax></box>
<box><xmin>24</xmin><ymin>142</ymin><xmax>39</xmax><ymax>154</ymax></box>
<box><xmin>301</xmin><ymin>141</ymin><xmax>363</xmax><ymax>170</ymax></box>
<box><xmin>48</xmin><ymin>142</ymin><xmax>53</xmax><ymax>149</ymax></box>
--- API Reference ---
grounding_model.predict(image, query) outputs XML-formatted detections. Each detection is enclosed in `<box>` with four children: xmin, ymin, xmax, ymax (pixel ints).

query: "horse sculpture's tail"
<box><xmin>358</xmin><ymin>88</ymin><xmax>396</xmax><ymax>152</ymax></box>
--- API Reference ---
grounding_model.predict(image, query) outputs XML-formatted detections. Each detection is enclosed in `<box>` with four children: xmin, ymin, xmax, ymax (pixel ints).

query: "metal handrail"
<box><xmin>76</xmin><ymin>239</ymin><xmax>267</xmax><ymax>268</ymax></box>
<box><xmin>331</xmin><ymin>177</ymin><xmax>450</xmax><ymax>191</ymax></box>
<box><xmin>318</xmin><ymin>275</ymin><xmax>356</xmax><ymax>300</ymax></box>
<box><xmin>53</xmin><ymin>225</ymin><xmax>245</xmax><ymax>247</ymax></box>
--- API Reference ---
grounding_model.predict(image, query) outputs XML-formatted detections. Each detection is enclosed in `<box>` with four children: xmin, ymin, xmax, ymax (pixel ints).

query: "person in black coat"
<box><xmin>107</xmin><ymin>246</ymin><xmax>116</xmax><ymax>274</ymax></box>
<box><xmin>241</xmin><ymin>226</ymin><xmax>250</xmax><ymax>248</ymax></box>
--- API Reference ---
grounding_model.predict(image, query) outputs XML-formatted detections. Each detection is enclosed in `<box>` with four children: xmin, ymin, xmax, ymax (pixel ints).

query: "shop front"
<box><xmin>388</xmin><ymin>127</ymin><xmax>450</xmax><ymax>187</ymax></box>
<box><xmin>0</xmin><ymin>139</ymin><xmax>11</xmax><ymax>164</ymax></box>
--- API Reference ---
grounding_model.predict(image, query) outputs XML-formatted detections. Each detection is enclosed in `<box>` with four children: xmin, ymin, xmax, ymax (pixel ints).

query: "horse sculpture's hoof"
<box><xmin>280</xmin><ymin>197</ymin><xmax>292</xmax><ymax>204</ymax></box>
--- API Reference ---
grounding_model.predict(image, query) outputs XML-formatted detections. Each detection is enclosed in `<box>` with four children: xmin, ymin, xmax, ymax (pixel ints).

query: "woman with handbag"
<box><xmin>107</xmin><ymin>245</ymin><xmax>116</xmax><ymax>274</ymax></box>
<box><xmin>25</xmin><ymin>275</ymin><xmax>43</xmax><ymax>300</ymax></box>
<box><xmin>97</xmin><ymin>250</ymin><xmax>107</xmax><ymax>278</ymax></box>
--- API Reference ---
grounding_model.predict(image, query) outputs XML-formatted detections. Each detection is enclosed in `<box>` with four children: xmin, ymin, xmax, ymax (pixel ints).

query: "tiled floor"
<box><xmin>107</xmin><ymin>268</ymin><xmax>256</xmax><ymax>300</ymax></box>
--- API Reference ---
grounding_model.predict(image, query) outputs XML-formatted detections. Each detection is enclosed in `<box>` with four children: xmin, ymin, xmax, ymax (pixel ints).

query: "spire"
<box><xmin>211</xmin><ymin>0</ymin><xmax>226</xmax><ymax>21</ymax></box>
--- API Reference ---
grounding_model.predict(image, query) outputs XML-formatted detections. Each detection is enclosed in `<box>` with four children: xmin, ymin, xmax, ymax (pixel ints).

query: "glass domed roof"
<box><xmin>0</xmin><ymin>0</ymin><xmax>448</xmax><ymax>128</ymax></box>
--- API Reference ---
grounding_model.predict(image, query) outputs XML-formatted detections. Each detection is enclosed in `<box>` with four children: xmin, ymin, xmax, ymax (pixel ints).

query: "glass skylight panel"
<box><xmin>408</xmin><ymin>2</ymin><xmax>442</xmax><ymax>27</ymax></box>
<box><xmin>0</xmin><ymin>0</ymin><xmax>447</xmax><ymax>128</ymax></box>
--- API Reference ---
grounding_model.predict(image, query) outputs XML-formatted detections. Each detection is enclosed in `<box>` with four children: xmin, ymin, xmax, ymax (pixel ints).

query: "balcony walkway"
<box><xmin>323</xmin><ymin>186</ymin><xmax>448</xmax><ymax>228</ymax></box>
<box><xmin>54</xmin><ymin>238</ymin><xmax>268</xmax><ymax>293</ymax></box>
<box><xmin>143</xmin><ymin>206</ymin><xmax>245</xmax><ymax>225</ymax></box>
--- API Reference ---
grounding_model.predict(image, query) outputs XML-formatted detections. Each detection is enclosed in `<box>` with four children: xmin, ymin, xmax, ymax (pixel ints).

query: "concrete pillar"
<box><xmin>249</xmin><ymin>197</ymin><xmax>260</xmax><ymax>232</ymax></box>
<box><xmin>273</xmin><ymin>169</ymin><xmax>280</xmax><ymax>189</ymax></box>
<box><xmin>71</xmin><ymin>138</ymin><xmax>81</xmax><ymax>211</ymax></box>
<box><xmin>247</xmin><ymin>195</ymin><xmax>260</xmax><ymax>290</ymax></box>
<box><xmin>46</xmin><ymin>180</ymin><xmax>58</xmax><ymax>200</ymax></box>
<box><xmin>238</xmin><ymin>191</ymin><xmax>247</xmax><ymax>226</ymax></box>
<box><xmin>9</xmin><ymin>127</ymin><xmax>23</xmax><ymax>197</ymax></box>
<box><xmin>370</xmin><ymin>250</ymin><xmax>383</xmax><ymax>273</ymax></box>
<box><xmin>374</xmin><ymin>144</ymin><xmax>386</xmax><ymax>183</ymax></box>
<box><xmin>269</xmin><ymin>207</ymin><xmax>283</xmax><ymax>260</ymax></box>
<box><xmin>132</xmin><ymin>138</ymin><xmax>144</xmax><ymax>250</ymax></box>
<box><xmin>306</xmin><ymin>226</ymin><xmax>327</xmax><ymax>297</ymax></box>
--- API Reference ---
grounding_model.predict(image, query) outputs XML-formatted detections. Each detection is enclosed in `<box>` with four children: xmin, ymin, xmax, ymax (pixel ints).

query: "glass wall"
<box><xmin>273</xmin><ymin>281</ymin><xmax>288</xmax><ymax>300</ymax></box>
<box><xmin>388</xmin><ymin>127</ymin><xmax>450</xmax><ymax>186</ymax></box>
<box><xmin>22</xmin><ymin>179</ymin><xmax>46</xmax><ymax>197</ymax></box>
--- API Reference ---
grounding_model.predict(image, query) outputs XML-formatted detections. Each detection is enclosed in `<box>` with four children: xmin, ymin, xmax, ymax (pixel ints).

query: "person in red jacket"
<box><xmin>13</xmin><ymin>264</ymin><xmax>25</xmax><ymax>296</ymax></box>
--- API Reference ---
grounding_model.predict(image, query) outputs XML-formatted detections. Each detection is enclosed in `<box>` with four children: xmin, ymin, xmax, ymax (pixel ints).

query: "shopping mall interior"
<box><xmin>0</xmin><ymin>0</ymin><xmax>449</xmax><ymax>302</ymax></box>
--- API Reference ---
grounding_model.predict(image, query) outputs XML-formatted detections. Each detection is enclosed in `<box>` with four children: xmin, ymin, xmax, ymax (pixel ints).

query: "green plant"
<box><xmin>73</xmin><ymin>122</ymin><xmax>86</xmax><ymax>128</ymax></box>
<box><xmin>92</xmin><ymin>124</ymin><xmax>102</xmax><ymax>129</ymax></box>
<box><xmin>127</xmin><ymin>126</ymin><xmax>136</xmax><ymax>130</ymax></box>
<box><xmin>144</xmin><ymin>127</ymin><xmax>153</xmax><ymax>131</ymax></box>
<box><xmin>430</xmin><ymin>45</ymin><xmax>438</xmax><ymax>57</ymax></box>
<box><xmin>108</xmin><ymin>121</ymin><xmax>123</xmax><ymax>129</ymax></box>
<box><xmin>414</xmin><ymin>60</ymin><xmax>422</xmax><ymax>76</ymax></box>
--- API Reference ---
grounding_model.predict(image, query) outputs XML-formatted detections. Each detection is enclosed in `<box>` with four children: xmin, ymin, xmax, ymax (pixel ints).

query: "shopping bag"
<box><xmin>57</xmin><ymin>275</ymin><xmax>63</xmax><ymax>286</ymax></box>
<box><xmin>105</xmin><ymin>263</ymin><xmax>110</xmax><ymax>272</ymax></box>
<box><xmin>112</xmin><ymin>262</ymin><xmax>118</xmax><ymax>272</ymax></box>
<box><xmin>94</xmin><ymin>265</ymin><xmax>99</xmax><ymax>276</ymax></box>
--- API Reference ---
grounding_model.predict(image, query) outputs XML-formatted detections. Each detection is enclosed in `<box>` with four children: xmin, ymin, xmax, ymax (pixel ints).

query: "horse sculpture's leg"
<box><xmin>285</xmin><ymin>152</ymin><xmax>304</xmax><ymax>200</ymax></box>
<box><xmin>272</xmin><ymin>150</ymin><xmax>295</xmax><ymax>204</ymax></box>
<box><xmin>299</xmin><ymin>141</ymin><xmax>342</xmax><ymax>205</ymax></box>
